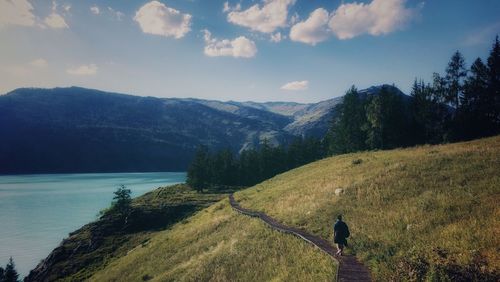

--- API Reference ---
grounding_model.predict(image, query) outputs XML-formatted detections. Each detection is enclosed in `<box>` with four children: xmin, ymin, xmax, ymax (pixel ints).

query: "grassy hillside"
<box><xmin>26</xmin><ymin>185</ymin><xmax>226</xmax><ymax>282</ymax></box>
<box><xmin>90</xmin><ymin>200</ymin><xmax>336</xmax><ymax>281</ymax></box>
<box><xmin>235</xmin><ymin>136</ymin><xmax>500</xmax><ymax>280</ymax></box>
<box><xmin>91</xmin><ymin>136</ymin><xmax>498</xmax><ymax>281</ymax></box>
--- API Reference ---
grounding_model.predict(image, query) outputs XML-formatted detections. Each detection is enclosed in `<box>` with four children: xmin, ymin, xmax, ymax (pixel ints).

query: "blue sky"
<box><xmin>0</xmin><ymin>0</ymin><xmax>499</xmax><ymax>103</ymax></box>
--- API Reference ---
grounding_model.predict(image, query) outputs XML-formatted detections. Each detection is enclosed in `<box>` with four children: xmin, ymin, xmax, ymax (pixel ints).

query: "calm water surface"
<box><xmin>0</xmin><ymin>172</ymin><xmax>186</xmax><ymax>277</ymax></box>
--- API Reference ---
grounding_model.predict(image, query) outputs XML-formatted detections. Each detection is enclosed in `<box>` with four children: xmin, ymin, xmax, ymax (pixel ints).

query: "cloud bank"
<box><xmin>227</xmin><ymin>0</ymin><xmax>296</xmax><ymax>33</ymax></box>
<box><xmin>281</xmin><ymin>80</ymin><xmax>308</xmax><ymax>91</ymax></box>
<box><xmin>289</xmin><ymin>0</ymin><xmax>419</xmax><ymax>44</ymax></box>
<box><xmin>203</xmin><ymin>30</ymin><xmax>257</xmax><ymax>58</ymax></box>
<box><xmin>134</xmin><ymin>1</ymin><xmax>191</xmax><ymax>39</ymax></box>
<box><xmin>0</xmin><ymin>0</ymin><xmax>35</xmax><ymax>27</ymax></box>
<box><xmin>329</xmin><ymin>0</ymin><xmax>417</xmax><ymax>40</ymax></box>
<box><xmin>67</xmin><ymin>64</ymin><xmax>98</xmax><ymax>76</ymax></box>
<box><xmin>290</xmin><ymin>8</ymin><xmax>330</xmax><ymax>45</ymax></box>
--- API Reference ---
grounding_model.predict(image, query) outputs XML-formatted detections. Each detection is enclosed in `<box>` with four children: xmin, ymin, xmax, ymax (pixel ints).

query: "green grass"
<box><xmin>90</xmin><ymin>136</ymin><xmax>499</xmax><ymax>281</ymax></box>
<box><xmin>90</xmin><ymin>200</ymin><xmax>337</xmax><ymax>281</ymax></box>
<box><xmin>235</xmin><ymin>136</ymin><xmax>500</xmax><ymax>281</ymax></box>
<box><xmin>29</xmin><ymin>184</ymin><xmax>227</xmax><ymax>282</ymax></box>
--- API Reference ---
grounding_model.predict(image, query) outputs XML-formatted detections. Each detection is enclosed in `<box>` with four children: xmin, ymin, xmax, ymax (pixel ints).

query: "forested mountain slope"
<box><xmin>0</xmin><ymin>85</ymin><xmax>404</xmax><ymax>173</ymax></box>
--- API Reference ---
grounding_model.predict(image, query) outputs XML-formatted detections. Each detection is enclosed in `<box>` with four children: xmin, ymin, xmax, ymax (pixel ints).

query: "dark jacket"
<box><xmin>334</xmin><ymin>220</ymin><xmax>350</xmax><ymax>245</ymax></box>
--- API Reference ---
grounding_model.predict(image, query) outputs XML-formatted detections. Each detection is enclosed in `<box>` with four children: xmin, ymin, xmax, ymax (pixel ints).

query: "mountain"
<box><xmin>0</xmin><ymin>85</ymin><xmax>405</xmax><ymax>174</ymax></box>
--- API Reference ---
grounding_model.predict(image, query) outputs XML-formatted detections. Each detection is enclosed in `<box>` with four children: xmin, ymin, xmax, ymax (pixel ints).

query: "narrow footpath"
<box><xmin>229</xmin><ymin>194</ymin><xmax>371</xmax><ymax>282</ymax></box>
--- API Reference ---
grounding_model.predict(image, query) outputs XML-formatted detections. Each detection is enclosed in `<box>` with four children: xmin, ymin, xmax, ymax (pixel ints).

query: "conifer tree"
<box><xmin>486</xmin><ymin>35</ymin><xmax>500</xmax><ymax>131</ymax></box>
<box><xmin>364</xmin><ymin>94</ymin><xmax>383</xmax><ymax>149</ymax></box>
<box><xmin>0</xmin><ymin>266</ymin><xmax>5</xmax><ymax>282</ymax></box>
<box><xmin>327</xmin><ymin>86</ymin><xmax>367</xmax><ymax>154</ymax></box>
<box><xmin>211</xmin><ymin>149</ymin><xmax>237</xmax><ymax>186</ymax></box>
<box><xmin>4</xmin><ymin>257</ymin><xmax>19</xmax><ymax>282</ymax></box>
<box><xmin>112</xmin><ymin>185</ymin><xmax>132</xmax><ymax>220</ymax></box>
<box><xmin>460</xmin><ymin>58</ymin><xmax>489</xmax><ymax>138</ymax></box>
<box><xmin>187</xmin><ymin>146</ymin><xmax>211</xmax><ymax>192</ymax></box>
<box><xmin>363</xmin><ymin>86</ymin><xmax>408</xmax><ymax>149</ymax></box>
<box><xmin>238</xmin><ymin>149</ymin><xmax>260</xmax><ymax>186</ymax></box>
<box><xmin>445</xmin><ymin>51</ymin><xmax>467</xmax><ymax>108</ymax></box>
<box><xmin>462</xmin><ymin>58</ymin><xmax>488</xmax><ymax>109</ymax></box>
<box><xmin>410</xmin><ymin>79</ymin><xmax>445</xmax><ymax>144</ymax></box>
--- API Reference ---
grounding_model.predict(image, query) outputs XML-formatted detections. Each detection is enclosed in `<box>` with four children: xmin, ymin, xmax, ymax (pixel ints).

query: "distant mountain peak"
<box><xmin>0</xmin><ymin>85</ymin><xmax>408</xmax><ymax>173</ymax></box>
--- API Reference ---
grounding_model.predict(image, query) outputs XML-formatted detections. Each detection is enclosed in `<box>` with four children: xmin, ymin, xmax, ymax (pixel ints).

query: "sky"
<box><xmin>0</xmin><ymin>0</ymin><xmax>499</xmax><ymax>103</ymax></box>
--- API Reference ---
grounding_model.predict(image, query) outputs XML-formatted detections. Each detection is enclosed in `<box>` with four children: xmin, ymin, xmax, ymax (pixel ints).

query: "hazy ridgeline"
<box><xmin>188</xmin><ymin>36</ymin><xmax>500</xmax><ymax>191</ymax></box>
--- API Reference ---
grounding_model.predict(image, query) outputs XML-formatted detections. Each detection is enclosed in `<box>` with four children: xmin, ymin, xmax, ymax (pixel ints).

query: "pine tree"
<box><xmin>187</xmin><ymin>146</ymin><xmax>211</xmax><ymax>192</ymax></box>
<box><xmin>327</xmin><ymin>86</ymin><xmax>367</xmax><ymax>154</ymax></box>
<box><xmin>410</xmin><ymin>79</ymin><xmax>445</xmax><ymax>144</ymax></box>
<box><xmin>238</xmin><ymin>149</ymin><xmax>260</xmax><ymax>186</ymax></box>
<box><xmin>4</xmin><ymin>257</ymin><xmax>19</xmax><ymax>282</ymax></box>
<box><xmin>430</xmin><ymin>72</ymin><xmax>453</xmax><ymax>142</ymax></box>
<box><xmin>112</xmin><ymin>185</ymin><xmax>132</xmax><ymax>219</ymax></box>
<box><xmin>0</xmin><ymin>266</ymin><xmax>5</xmax><ymax>282</ymax></box>
<box><xmin>286</xmin><ymin>137</ymin><xmax>305</xmax><ymax>168</ymax></box>
<box><xmin>445</xmin><ymin>51</ymin><xmax>468</xmax><ymax>108</ymax></box>
<box><xmin>486</xmin><ymin>35</ymin><xmax>500</xmax><ymax>132</ymax></box>
<box><xmin>363</xmin><ymin>86</ymin><xmax>408</xmax><ymax>149</ymax></box>
<box><xmin>259</xmin><ymin>139</ymin><xmax>275</xmax><ymax>180</ymax></box>
<box><xmin>462</xmin><ymin>58</ymin><xmax>488</xmax><ymax>109</ymax></box>
<box><xmin>459</xmin><ymin>58</ymin><xmax>489</xmax><ymax>138</ymax></box>
<box><xmin>364</xmin><ymin>94</ymin><xmax>383</xmax><ymax>149</ymax></box>
<box><xmin>210</xmin><ymin>149</ymin><xmax>237</xmax><ymax>186</ymax></box>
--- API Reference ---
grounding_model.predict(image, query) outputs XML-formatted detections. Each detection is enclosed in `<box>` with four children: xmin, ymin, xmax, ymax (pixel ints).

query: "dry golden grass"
<box><xmin>235</xmin><ymin>136</ymin><xmax>500</xmax><ymax>280</ymax></box>
<box><xmin>89</xmin><ymin>199</ymin><xmax>337</xmax><ymax>282</ymax></box>
<box><xmin>90</xmin><ymin>136</ymin><xmax>499</xmax><ymax>281</ymax></box>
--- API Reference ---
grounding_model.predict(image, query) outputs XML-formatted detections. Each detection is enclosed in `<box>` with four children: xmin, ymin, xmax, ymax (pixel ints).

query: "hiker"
<box><xmin>333</xmin><ymin>214</ymin><xmax>350</xmax><ymax>256</ymax></box>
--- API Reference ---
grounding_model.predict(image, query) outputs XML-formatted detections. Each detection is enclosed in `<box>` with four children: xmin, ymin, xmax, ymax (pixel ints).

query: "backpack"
<box><xmin>344</xmin><ymin>223</ymin><xmax>350</xmax><ymax>238</ymax></box>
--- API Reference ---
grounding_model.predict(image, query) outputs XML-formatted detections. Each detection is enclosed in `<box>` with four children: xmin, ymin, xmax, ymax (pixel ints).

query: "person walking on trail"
<box><xmin>334</xmin><ymin>214</ymin><xmax>350</xmax><ymax>256</ymax></box>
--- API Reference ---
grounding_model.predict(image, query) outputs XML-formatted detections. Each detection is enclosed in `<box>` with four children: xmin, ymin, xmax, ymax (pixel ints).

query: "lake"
<box><xmin>0</xmin><ymin>172</ymin><xmax>186</xmax><ymax>277</ymax></box>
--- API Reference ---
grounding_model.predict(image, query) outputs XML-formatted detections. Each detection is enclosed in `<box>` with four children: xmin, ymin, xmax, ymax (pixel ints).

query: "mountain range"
<box><xmin>0</xmin><ymin>85</ymin><xmax>402</xmax><ymax>173</ymax></box>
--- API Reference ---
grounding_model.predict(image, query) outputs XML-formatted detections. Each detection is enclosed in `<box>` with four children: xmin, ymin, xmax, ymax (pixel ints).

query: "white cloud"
<box><xmin>63</xmin><ymin>4</ymin><xmax>71</xmax><ymax>12</ymax></box>
<box><xmin>0</xmin><ymin>0</ymin><xmax>36</xmax><ymax>27</ymax></box>
<box><xmin>329</xmin><ymin>0</ymin><xmax>417</xmax><ymax>40</ymax></box>
<box><xmin>227</xmin><ymin>0</ymin><xmax>296</xmax><ymax>33</ymax></box>
<box><xmin>223</xmin><ymin>1</ymin><xmax>240</xmax><ymax>13</ymax></box>
<box><xmin>90</xmin><ymin>5</ymin><xmax>100</xmax><ymax>15</ymax></box>
<box><xmin>290</xmin><ymin>8</ymin><xmax>330</xmax><ymax>45</ymax></box>
<box><xmin>44</xmin><ymin>13</ymin><xmax>68</xmax><ymax>28</ymax></box>
<box><xmin>223</xmin><ymin>2</ymin><xmax>230</xmax><ymax>13</ymax></box>
<box><xmin>281</xmin><ymin>80</ymin><xmax>308</xmax><ymax>91</ymax></box>
<box><xmin>463</xmin><ymin>22</ymin><xmax>500</xmax><ymax>46</ymax></box>
<box><xmin>43</xmin><ymin>1</ymin><xmax>69</xmax><ymax>29</ymax></box>
<box><xmin>108</xmin><ymin>6</ymin><xmax>124</xmax><ymax>21</ymax></box>
<box><xmin>134</xmin><ymin>1</ymin><xmax>191</xmax><ymax>39</ymax></box>
<box><xmin>67</xmin><ymin>64</ymin><xmax>98</xmax><ymax>76</ymax></box>
<box><xmin>203</xmin><ymin>30</ymin><xmax>257</xmax><ymax>58</ymax></box>
<box><xmin>289</xmin><ymin>12</ymin><xmax>299</xmax><ymax>25</ymax></box>
<box><xmin>30</xmin><ymin>58</ymin><xmax>48</xmax><ymax>68</ymax></box>
<box><xmin>270</xmin><ymin>32</ymin><xmax>283</xmax><ymax>43</ymax></box>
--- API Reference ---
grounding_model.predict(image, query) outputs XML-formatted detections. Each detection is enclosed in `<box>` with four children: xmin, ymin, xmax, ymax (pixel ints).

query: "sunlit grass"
<box><xmin>90</xmin><ymin>136</ymin><xmax>499</xmax><ymax>281</ymax></box>
<box><xmin>45</xmin><ymin>184</ymin><xmax>227</xmax><ymax>282</ymax></box>
<box><xmin>235</xmin><ymin>136</ymin><xmax>500</xmax><ymax>280</ymax></box>
<box><xmin>90</xmin><ymin>200</ymin><xmax>337</xmax><ymax>281</ymax></box>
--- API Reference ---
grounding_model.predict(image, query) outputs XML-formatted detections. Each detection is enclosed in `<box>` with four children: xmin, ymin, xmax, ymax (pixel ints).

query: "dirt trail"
<box><xmin>229</xmin><ymin>194</ymin><xmax>371</xmax><ymax>282</ymax></box>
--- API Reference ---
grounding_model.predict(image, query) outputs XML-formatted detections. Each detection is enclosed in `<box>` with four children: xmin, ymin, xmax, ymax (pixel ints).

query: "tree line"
<box><xmin>188</xmin><ymin>36</ymin><xmax>499</xmax><ymax>191</ymax></box>
<box><xmin>327</xmin><ymin>36</ymin><xmax>500</xmax><ymax>154</ymax></box>
<box><xmin>187</xmin><ymin>138</ymin><xmax>326</xmax><ymax>191</ymax></box>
